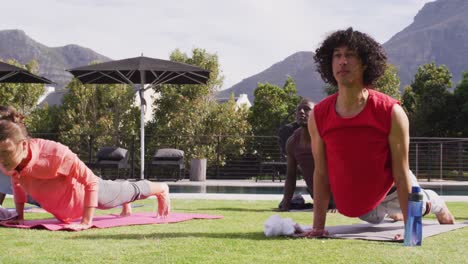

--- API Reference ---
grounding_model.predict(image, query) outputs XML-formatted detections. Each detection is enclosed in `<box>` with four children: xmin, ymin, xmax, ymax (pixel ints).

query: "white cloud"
<box><xmin>1</xmin><ymin>0</ymin><xmax>433</xmax><ymax>89</ymax></box>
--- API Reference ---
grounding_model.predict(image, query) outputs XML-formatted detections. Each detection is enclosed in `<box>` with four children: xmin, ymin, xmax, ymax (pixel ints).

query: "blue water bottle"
<box><xmin>404</xmin><ymin>186</ymin><xmax>423</xmax><ymax>246</ymax></box>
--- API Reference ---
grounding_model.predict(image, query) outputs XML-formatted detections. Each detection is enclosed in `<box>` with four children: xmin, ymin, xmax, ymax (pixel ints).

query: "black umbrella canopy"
<box><xmin>67</xmin><ymin>55</ymin><xmax>210</xmax><ymax>180</ymax></box>
<box><xmin>0</xmin><ymin>61</ymin><xmax>53</xmax><ymax>84</ymax></box>
<box><xmin>67</xmin><ymin>56</ymin><xmax>210</xmax><ymax>85</ymax></box>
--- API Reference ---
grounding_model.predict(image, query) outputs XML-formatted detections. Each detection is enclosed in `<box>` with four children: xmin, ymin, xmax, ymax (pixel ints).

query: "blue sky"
<box><xmin>2</xmin><ymin>0</ymin><xmax>433</xmax><ymax>89</ymax></box>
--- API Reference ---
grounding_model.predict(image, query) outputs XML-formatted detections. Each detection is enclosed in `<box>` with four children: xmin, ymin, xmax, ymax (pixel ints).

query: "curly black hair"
<box><xmin>0</xmin><ymin>105</ymin><xmax>28</xmax><ymax>141</ymax></box>
<box><xmin>314</xmin><ymin>27</ymin><xmax>387</xmax><ymax>86</ymax></box>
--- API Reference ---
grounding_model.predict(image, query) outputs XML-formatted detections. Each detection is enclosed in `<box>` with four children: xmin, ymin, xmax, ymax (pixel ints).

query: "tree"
<box><xmin>204</xmin><ymin>95</ymin><xmax>252</xmax><ymax>164</ymax></box>
<box><xmin>401</xmin><ymin>85</ymin><xmax>416</xmax><ymax>115</ymax></box>
<box><xmin>59</xmin><ymin>78</ymin><xmax>139</xmax><ymax>155</ymax></box>
<box><xmin>406</xmin><ymin>63</ymin><xmax>453</xmax><ymax>136</ymax></box>
<box><xmin>28</xmin><ymin>104</ymin><xmax>63</xmax><ymax>136</ymax></box>
<box><xmin>0</xmin><ymin>59</ymin><xmax>45</xmax><ymax>115</ymax></box>
<box><xmin>374</xmin><ymin>64</ymin><xmax>401</xmax><ymax>100</ymax></box>
<box><xmin>453</xmin><ymin>71</ymin><xmax>468</xmax><ymax>136</ymax></box>
<box><xmin>324</xmin><ymin>84</ymin><xmax>338</xmax><ymax>96</ymax></box>
<box><xmin>149</xmin><ymin>48</ymin><xmax>222</xmax><ymax>134</ymax></box>
<box><xmin>323</xmin><ymin>64</ymin><xmax>401</xmax><ymax>100</ymax></box>
<box><xmin>248</xmin><ymin>76</ymin><xmax>301</xmax><ymax>136</ymax></box>
<box><xmin>148</xmin><ymin>48</ymin><xmax>251</xmax><ymax>165</ymax></box>
<box><xmin>282</xmin><ymin>76</ymin><xmax>301</xmax><ymax>113</ymax></box>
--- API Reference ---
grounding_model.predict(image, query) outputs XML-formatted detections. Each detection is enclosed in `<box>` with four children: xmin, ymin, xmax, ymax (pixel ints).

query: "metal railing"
<box><xmin>409</xmin><ymin>137</ymin><xmax>467</xmax><ymax>181</ymax></box>
<box><xmin>30</xmin><ymin>133</ymin><xmax>467</xmax><ymax>181</ymax></box>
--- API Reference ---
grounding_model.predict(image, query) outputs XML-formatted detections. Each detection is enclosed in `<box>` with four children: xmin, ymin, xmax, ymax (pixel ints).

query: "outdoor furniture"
<box><xmin>68</xmin><ymin>56</ymin><xmax>210</xmax><ymax>180</ymax></box>
<box><xmin>256</xmin><ymin>123</ymin><xmax>296</xmax><ymax>182</ymax></box>
<box><xmin>257</xmin><ymin>160</ymin><xmax>286</xmax><ymax>182</ymax></box>
<box><xmin>94</xmin><ymin>146</ymin><xmax>130</xmax><ymax>180</ymax></box>
<box><xmin>149</xmin><ymin>148</ymin><xmax>185</xmax><ymax>181</ymax></box>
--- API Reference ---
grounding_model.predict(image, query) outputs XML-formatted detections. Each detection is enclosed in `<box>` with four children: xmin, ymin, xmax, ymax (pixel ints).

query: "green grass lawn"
<box><xmin>0</xmin><ymin>199</ymin><xmax>467</xmax><ymax>264</ymax></box>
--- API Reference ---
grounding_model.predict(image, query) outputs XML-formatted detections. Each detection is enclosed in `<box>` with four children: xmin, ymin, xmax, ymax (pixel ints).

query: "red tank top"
<box><xmin>314</xmin><ymin>89</ymin><xmax>399</xmax><ymax>217</ymax></box>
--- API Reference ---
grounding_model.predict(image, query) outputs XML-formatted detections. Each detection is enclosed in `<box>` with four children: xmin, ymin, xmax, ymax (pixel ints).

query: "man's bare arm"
<box><xmin>308</xmin><ymin>108</ymin><xmax>330</xmax><ymax>233</ymax></box>
<box><xmin>388</xmin><ymin>104</ymin><xmax>412</xmax><ymax>224</ymax></box>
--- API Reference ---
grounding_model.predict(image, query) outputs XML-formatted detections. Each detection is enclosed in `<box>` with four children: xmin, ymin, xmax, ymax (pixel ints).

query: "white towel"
<box><xmin>264</xmin><ymin>215</ymin><xmax>312</xmax><ymax>237</ymax></box>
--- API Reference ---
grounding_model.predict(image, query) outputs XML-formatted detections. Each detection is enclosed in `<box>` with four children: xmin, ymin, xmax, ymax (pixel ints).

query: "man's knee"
<box><xmin>359</xmin><ymin>209</ymin><xmax>386</xmax><ymax>224</ymax></box>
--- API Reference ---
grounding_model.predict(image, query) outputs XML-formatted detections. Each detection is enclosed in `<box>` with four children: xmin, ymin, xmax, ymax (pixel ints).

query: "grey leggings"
<box><xmin>97</xmin><ymin>179</ymin><xmax>152</xmax><ymax>209</ymax></box>
<box><xmin>358</xmin><ymin>171</ymin><xmax>445</xmax><ymax>224</ymax></box>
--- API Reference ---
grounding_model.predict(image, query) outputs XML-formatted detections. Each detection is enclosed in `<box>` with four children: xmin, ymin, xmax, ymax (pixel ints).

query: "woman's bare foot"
<box><xmin>436</xmin><ymin>204</ymin><xmax>455</xmax><ymax>224</ymax></box>
<box><xmin>120</xmin><ymin>203</ymin><xmax>132</xmax><ymax>217</ymax></box>
<box><xmin>156</xmin><ymin>185</ymin><xmax>170</xmax><ymax>218</ymax></box>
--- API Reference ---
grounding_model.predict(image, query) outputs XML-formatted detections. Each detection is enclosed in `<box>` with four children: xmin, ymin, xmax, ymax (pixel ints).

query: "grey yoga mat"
<box><xmin>299</xmin><ymin>220</ymin><xmax>468</xmax><ymax>242</ymax></box>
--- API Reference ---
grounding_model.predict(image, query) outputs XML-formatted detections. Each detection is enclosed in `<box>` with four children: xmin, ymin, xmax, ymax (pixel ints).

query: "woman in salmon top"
<box><xmin>0</xmin><ymin>106</ymin><xmax>170</xmax><ymax>230</ymax></box>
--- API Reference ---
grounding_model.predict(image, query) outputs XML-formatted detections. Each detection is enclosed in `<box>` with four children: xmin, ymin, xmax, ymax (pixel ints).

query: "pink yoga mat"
<box><xmin>0</xmin><ymin>212</ymin><xmax>223</xmax><ymax>231</ymax></box>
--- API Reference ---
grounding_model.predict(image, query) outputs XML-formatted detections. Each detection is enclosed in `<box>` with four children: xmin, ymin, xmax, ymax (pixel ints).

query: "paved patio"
<box><xmin>6</xmin><ymin>179</ymin><xmax>466</xmax><ymax>202</ymax></box>
<box><xmin>168</xmin><ymin>179</ymin><xmax>468</xmax><ymax>202</ymax></box>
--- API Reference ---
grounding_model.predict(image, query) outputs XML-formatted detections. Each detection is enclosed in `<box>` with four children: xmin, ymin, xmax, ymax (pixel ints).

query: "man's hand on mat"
<box><xmin>298</xmin><ymin>228</ymin><xmax>330</xmax><ymax>238</ymax></box>
<box><xmin>65</xmin><ymin>223</ymin><xmax>91</xmax><ymax>231</ymax></box>
<box><xmin>156</xmin><ymin>191</ymin><xmax>170</xmax><ymax>218</ymax></box>
<box><xmin>393</xmin><ymin>233</ymin><xmax>404</xmax><ymax>241</ymax></box>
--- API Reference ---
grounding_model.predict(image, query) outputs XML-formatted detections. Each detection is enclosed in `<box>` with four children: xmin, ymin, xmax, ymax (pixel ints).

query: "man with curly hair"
<box><xmin>302</xmin><ymin>28</ymin><xmax>454</xmax><ymax>238</ymax></box>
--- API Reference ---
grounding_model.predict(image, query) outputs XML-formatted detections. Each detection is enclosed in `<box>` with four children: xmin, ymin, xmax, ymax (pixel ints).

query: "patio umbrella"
<box><xmin>67</xmin><ymin>56</ymin><xmax>210</xmax><ymax>179</ymax></box>
<box><xmin>0</xmin><ymin>61</ymin><xmax>53</xmax><ymax>83</ymax></box>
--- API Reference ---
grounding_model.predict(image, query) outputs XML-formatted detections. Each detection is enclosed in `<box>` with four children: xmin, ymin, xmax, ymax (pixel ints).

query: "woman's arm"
<box><xmin>61</xmin><ymin>154</ymin><xmax>99</xmax><ymax>230</ymax></box>
<box><xmin>65</xmin><ymin>206</ymin><xmax>95</xmax><ymax>230</ymax></box>
<box><xmin>13</xmin><ymin>202</ymin><xmax>25</xmax><ymax>223</ymax></box>
<box><xmin>11</xmin><ymin>175</ymin><xmax>26</xmax><ymax>223</ymax></box>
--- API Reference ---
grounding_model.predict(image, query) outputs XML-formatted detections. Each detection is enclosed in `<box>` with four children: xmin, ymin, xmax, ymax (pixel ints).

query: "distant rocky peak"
<box><xmin>58</xmin><ymin>44</ymin><xmax>107</xmax><ymax>65</ymax></box>
<box><xmin>0</xmin><ymin>29</ymin><xmax>111</xmax><ymax>89</ymax></box>
<box><xmin>283</xmin><ymin>51</ymin><xmax>313</xmax><ymax>63</ymax></box>
<box><xmin>0</xmin><ymin>29</ymin><xmax>39</xmax><ymax>47</ymax></box>
<box><xmin>411</xmin><ymin>0</ymin><xmax>468</xmax><ymax>30</ymax></box>
<box><xmin>263</xmin><ymin>51</ymin><xmax>314</xmax><ymax>75</ymax></box>
<box><xmin>61</xmin><ymin>44</ymin><xmax>88</xmax><ymax>51</ymax></box>
<box><xmin>1</xmin><ymin>29</ymin><xmax>27</xmax><ymax>38</ymax></box>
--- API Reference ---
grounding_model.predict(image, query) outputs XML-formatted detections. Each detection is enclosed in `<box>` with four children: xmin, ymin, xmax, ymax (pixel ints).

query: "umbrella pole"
<box><xmin>139</xmin><ymin>69</ymin><xmax>147</xmax><ymax>180</ymax></box>
<box><xmin>139</xmin><ymin>87</ymin><xmax>146</xmax><ymax>180</ymax></box>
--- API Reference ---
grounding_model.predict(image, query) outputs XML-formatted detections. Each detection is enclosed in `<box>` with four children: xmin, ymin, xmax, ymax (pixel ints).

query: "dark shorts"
<box><xmin>97</xmin><ymin>179</ymin><xmax>151</xmax><ymax>209</ymax></box>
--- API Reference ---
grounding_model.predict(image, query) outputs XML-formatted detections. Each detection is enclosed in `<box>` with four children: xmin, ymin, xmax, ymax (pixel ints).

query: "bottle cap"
<box><xmin>412</xmin><ymin>186</ymin><xmax>421</xmax><ymax>193</ymax></box>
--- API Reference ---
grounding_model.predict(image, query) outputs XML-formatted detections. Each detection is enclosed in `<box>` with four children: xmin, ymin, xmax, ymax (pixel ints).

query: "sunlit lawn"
<box><xmin>0</xmin><ymin>198</ymin><xmax>467</xmax><ymax>264</ymax></box>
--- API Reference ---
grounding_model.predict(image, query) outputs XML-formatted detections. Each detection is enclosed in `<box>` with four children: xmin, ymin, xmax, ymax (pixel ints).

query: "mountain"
<box><xmin>220</xmin><ymin>0</ymin><xmax>468</xmax><ymax>102</ymax></box>
<box><xmin>218</xmin><ymin>52</ymin><xmax>326</xmax><ymax>103</ymax></box>
<box><xmin>3</xmin><ymin>0</ymin><xmax>468</xmax><ymax>105</ymax></box>
<box><xmin>0</xmin><ymin>29</ymin><xmax>111</xmax><ymax>90</ymax></box>
<box><xmin>384</xmin><ymin>0</ymin><xmax>468</xmax><ymax>89</ymax></box>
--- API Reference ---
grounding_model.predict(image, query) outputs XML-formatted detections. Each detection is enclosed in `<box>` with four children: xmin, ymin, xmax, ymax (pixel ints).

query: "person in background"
<box><xmin>0</xmin><ymin>106</ymin><xmax>170</xmax><ymax>230</ymax></box>
<box><xmin>279</xmin><ymin>98</ymin><xmax>335</xmax><ymax>211</ymax></box>
<box><xmin>303</xmin><ymin>27</ymin><xmax>454</xmax><ymax>238</ymax></box>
